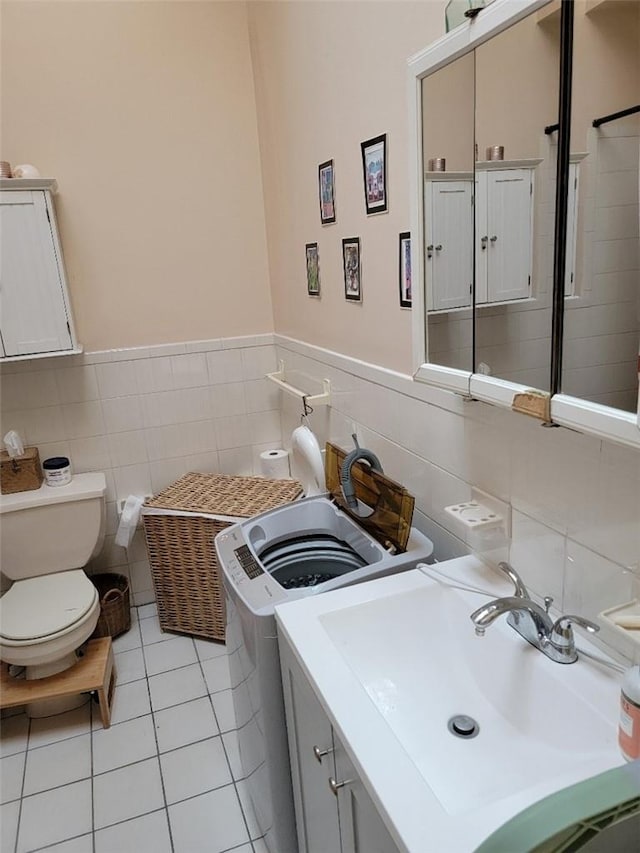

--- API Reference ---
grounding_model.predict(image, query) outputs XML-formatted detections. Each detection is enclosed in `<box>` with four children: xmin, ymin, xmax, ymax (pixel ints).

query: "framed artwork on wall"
<box><xmin>318</xmin><ymin>160</ymin><xmax>336</xmax><ymax>225</ymax></box>
<box><xmin>398</xmin><ymin>231</ymin><xmax>412</xmax><ymax>308</ymax></box>
<box><xmin>342</xmin><ymin>237</ymin><xmax>361</xmax><ymax>302</ymax></box>
<box><xmin>305</xmin><ymin>243</ymin><xmax>320</xmax><ymax>296</ymax></box>
<box><xmin>360</xmin><ymin>134</ymin><xmax>387</xmax><ymax>215</ymax></box>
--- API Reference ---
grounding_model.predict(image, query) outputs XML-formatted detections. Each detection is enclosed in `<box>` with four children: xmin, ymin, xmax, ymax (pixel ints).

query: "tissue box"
<box><xmin>0</xmin><ymin>447</ymin><xmax>44</xmax><ymax>494</ymax></box>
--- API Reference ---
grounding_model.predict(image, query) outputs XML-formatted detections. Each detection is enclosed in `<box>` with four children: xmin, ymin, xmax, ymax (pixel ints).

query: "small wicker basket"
<box><xmin>143</xmin><ymin>473</ymin><xmax>302</xmax><ymax>642</ymax></box>
<box><xmin>90</xmin><ymin>573</ymin><xmax>131</xmax><ymax>640</ymax></box>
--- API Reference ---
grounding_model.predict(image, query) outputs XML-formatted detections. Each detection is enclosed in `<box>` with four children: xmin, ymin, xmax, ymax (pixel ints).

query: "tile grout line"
<box><xmin>139</xmin><ymin>626</ymin><xmax>177</xmax><ymax>853</ymax></box>
<box><xmin>13</xmin><ymin>714</ymin><xmax>31</xmax><ymax>853</ymax></box>
<box><xmin>196</xmin><ymin>650</ymin><xmax>256</xmax><ymax>848</ymax></box>
<box><xmin>90</xmin><ymin>697</ymin><xmax>96</xmax><ymax>853</ymax></box>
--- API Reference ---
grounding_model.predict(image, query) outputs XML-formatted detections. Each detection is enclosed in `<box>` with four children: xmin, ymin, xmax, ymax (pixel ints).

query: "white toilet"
<box><xmin>0</xmin><ymin>472</ymin><xmax>107</xmax><ymax>716</ymax></box>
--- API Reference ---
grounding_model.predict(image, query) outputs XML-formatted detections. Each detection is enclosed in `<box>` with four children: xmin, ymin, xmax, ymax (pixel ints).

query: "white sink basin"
<box><xmin>320</xmin><ymin>580</ymin><xmax>619</xmax><ymax>816</ymax></box>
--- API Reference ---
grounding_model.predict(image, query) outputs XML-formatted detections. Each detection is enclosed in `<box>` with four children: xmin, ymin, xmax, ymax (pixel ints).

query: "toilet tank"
<box><xmin>0</xmin><ymin>473</ymin><xmax>107</xmax><ymax>580</ymax></box>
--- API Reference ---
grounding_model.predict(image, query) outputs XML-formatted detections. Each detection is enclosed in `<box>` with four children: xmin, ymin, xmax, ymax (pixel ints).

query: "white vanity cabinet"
<box><xmin>280</xmin><ymin>636</ymin><xmax>401</xmax><ymax>853</ymax></box>
<box><xmin>475</xmin><ymin>166</ymin><xmax>534</xmax><ymax>305</ymax></box>
<box><xmin>0</xmin><ymin>179</ymin><xmax>80</xmax><ymax>360</ymax></box>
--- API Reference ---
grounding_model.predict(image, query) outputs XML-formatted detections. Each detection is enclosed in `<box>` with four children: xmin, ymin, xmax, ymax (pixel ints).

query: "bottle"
<box><xmin>619</xmin><ymin>664</ymin><xmax>640</xmax><ymax>761</ymax></box>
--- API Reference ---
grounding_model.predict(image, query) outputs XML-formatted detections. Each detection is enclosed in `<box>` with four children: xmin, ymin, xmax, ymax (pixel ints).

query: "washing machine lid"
<box><xmin>0</xmin><ymin>570</ymin><xmax>98</xmax><ymax>641</ymax></box>
<box><xmin>291</xmin><ymin>426</ymin><xmax>325</xmax><ymax>497</ymax></box>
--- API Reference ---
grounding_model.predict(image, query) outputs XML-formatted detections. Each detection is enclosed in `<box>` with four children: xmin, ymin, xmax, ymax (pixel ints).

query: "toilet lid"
<box><xmin>0</xmin><ymin>570</ymin><xmax>98</xmax><ymax>641</ymax></box>
<box><xmin>291</xmin><ymin>426</ymin><xmax>325</xmax><ymax>497</ymax></box>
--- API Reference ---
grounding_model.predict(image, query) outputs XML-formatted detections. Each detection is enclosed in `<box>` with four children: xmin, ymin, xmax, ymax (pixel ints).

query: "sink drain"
<box><xmin>448</xmin><ymin>715</ymin><xmax>479</xmax><ymax>739</ymax></box>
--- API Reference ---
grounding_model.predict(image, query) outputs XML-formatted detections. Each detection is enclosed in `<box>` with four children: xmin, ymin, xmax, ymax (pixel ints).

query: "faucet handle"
<box><xmin>497</xmin><ymin>562</ymin><xmax>530</xmax><ymax>599</ymax></box>
<box><xmin>552</xmin><ymin>615</ymin><xmax>600</xmax><ymax>637</ymax></box>
<box><xmin>550</xmin><ymin>615</ymin><xmax>600</xmax><ymax>660</ymax></box>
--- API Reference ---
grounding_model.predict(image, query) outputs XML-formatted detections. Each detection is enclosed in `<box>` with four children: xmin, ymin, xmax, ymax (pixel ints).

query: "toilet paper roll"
<box><xmin>260</xmin><ymin>448</ymin><xmax>291</xmax><ymax>479</ymax></box>
<box><xmin>115</xmin><ymin>494</ymin><xmax>145</xmax><ymax>549</ymax></box>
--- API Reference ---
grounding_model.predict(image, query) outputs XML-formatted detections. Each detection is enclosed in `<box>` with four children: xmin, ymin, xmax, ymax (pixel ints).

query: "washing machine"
<box><xmin>215</xmin><ymin>427</ymin><xmax>434</xmax><ymax>853</ymax></box>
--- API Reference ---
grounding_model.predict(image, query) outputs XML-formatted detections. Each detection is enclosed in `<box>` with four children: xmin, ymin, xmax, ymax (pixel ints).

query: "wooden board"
<box><xmin>0</xmin><ymin>637</ymin><xmax>115</xmax><ymax>728</ymax></box>
<box><xmin>325</xmin><ymin>442</ymin><xmax>415</xmax><ymax>553</ymax></box>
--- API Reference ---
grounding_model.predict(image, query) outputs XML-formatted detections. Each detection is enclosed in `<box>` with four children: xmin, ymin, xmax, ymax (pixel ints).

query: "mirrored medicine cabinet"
<box><xmin>409</xmin><ymin>0</ymin><xmax>640</xmax><ymax>448</ymax></box>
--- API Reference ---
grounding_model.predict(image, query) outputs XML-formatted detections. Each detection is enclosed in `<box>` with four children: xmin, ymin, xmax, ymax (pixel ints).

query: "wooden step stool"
<box><xmin>0</xmin><ymin>637</ymin><xmax>116</xmax><ymax>728</ymax></box>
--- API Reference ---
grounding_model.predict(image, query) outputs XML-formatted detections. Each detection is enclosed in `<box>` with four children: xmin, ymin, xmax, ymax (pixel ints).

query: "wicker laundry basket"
<box><xmin>142</xmin><ymin>473</ymin><xmax>302</xmax><ymax>642</ymax></box>
<box><xmin>90</xmin><ymin>573</ymin><xmax>131</xmax><ymax>640</ymax></box>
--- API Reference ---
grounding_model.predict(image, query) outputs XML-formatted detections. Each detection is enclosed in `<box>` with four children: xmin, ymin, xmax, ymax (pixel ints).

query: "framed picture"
<box><xmin>342</xmin><ymin>237</ymin><xmax>361</xmax><ymax>302</ymax></box>
<box><xmin>318</xmin><ymin>160</ymin><xmax>336</xmax><ymax>225</ymax></box>
<box><xmin>360</xmin><ymin>134</ymin><xmax>387</xmax><ymax>215</ymax></box>
<box><xmin>305</xmin><ymin>242</ymin><xmax>320</xmax><ymax>296</ymax></box>
<box><xmin>398</xmin><ymin>232</ymin><xmax>412</xmax><ymax>308</ymax></box>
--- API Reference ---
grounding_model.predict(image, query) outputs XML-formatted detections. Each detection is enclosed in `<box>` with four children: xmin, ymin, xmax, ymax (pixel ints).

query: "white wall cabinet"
<box><xmin>475</xmin><ymin>166</ymin><xmax>534</xmax><ymax>305</ymax></box>
<box><xmin>0</xmin><ymin>179</ymin><xmax>80</xmax><ymax>360</ymax></box>
<box><xmin>424</xmin><ymin>175</ymin><xmax>474</xmax><ymax>311</ymax></box>
<box><xmin>425</xmin><ymin>164</ymin><xmax>534</xmax><ymax>312</ymax></box>
<box><xmin>280</xmin><ymin>636</ymin><xmax>401</xmax><ymax>853</ymax></box>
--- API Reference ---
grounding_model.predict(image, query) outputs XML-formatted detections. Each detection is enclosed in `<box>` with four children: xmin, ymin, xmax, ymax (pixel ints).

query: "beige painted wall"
<box><xmin>1</xmin><ymin>1</ymin><xmax>273</xmax><ymax>352</ymax></box>
<box><xmin>248</xmin><ymin>1</ymin><xmax>446</xmax><ymax>373</ymax></box>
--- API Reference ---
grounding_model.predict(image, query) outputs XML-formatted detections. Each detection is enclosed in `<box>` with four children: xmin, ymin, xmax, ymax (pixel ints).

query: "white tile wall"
<box><xmin>275</xmin><ymin>334</ymin><xmax>640</xmax><ymax>663</ymax></box>
<box><xmin>0</xmin><ymin>335</ymin><xmax>280</xmax><ymax>605</ymax></box>
<box><xmin>3</xmin><ymin>330</ymin><xmax>638</xmax><ymax>667</ymax></box>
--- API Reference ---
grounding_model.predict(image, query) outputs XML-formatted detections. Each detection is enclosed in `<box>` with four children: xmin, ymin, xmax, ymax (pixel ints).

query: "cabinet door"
<box><xmin>280</xmin><ymin>644</ymin><xmax>341</xmax><ymax>853</ymax></box>
<box><xmin>0</xmin><ymin>190</ymin><xmax>72</xmax><ymax>356</ymax></box>
<box><xmin>485</xmin><ymin>169</ymin><xmax>533</xmax><ymax>303</ymax></box>
<box><xmin>333</xmin><ymin>734</ymin><xmax>400</xmax><ymax>853</ymax></box>
<box><xmin>425</xmin><ymin>180</ymin><xmax>473</xmax><ymax>310</ymax></box>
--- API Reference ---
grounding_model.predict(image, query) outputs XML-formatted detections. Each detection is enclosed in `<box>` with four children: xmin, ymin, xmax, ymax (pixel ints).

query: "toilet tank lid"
<box><xmin>0</xmin><ymin>472</ymin><xmax>106</xmax><ymax>515</ymax></box>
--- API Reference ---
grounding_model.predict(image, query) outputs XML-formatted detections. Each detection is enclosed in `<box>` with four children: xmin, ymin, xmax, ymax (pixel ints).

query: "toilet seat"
<box><xmin>0</xmin><ymin>570</ymin><xmax>99</xmax><ymax>646</ymax></box>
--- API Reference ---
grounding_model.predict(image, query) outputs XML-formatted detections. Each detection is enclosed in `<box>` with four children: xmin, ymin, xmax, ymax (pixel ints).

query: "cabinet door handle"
<box><xmin>313</xmin><ymin>745</ymin><xmax>332</xmax><ymax>763</ymax></box>
<box><xmin>329</xmin><ymin>777</ymin><xmax>351</xmax><ymax>796</ymax></box>
<box><xmin>490</xmin><ymin>235</ymin><xmax>498</xmax><ymax>243</ymax></box>
<box><xmin>435</xmin><ymin>244</ymin><xmax>443</xmax><ymax>251</ymax></box>
<box><xmin>481</xmin><ymin>235</ymin><xmax>488</xmax><ymax>250</ymax></box>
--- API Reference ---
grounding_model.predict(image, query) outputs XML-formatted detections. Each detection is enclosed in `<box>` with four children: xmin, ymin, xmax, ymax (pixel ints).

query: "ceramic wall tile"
<box><xmin>107</xmin><ymin>430</ymin><xmax>148</xmax><ymax>468</ymax></box>
<box><xmin>101</xmin><ymin>396</ymin><xmax>144</xmax><ymax>433</ymax></box>
<box><xmin>212</xmin><ymin>383</ymin><xmax>247</xmax><ymax>418</ymax></box>
<box><xmin>509</xmin><ymin>510</ymin><xmax>566</xmax><ymax>603</ymax></box>
<box><xmin>206</xmin><ymin>350</ymin><xmax>244</xmax><ymax>384</ymax></box>
<box><xmin>563</xmin><ymin>540</ymin><xmax>635</xmax><ymax>624</ymax></box>
<box><xmin>571</xmin><ymin>442</ymin><xmax>640</xmax><ymax>571</ymax></box>
<box><xmin>510</xmin><ymin>416</ymin><xmax>601</xmax><ymax>535</ymax></box>
<box><xmin>55</xmin><ymin>366</ymin><xmax>99</xmax><ymax>404</ymax></box>
<box><xmin>241</xmin><ymin>345</ymin><xmax>277</xmax><ymax>381</ymax></box>
<box><xmin>95</xmin><ymin>361</ymin><xmax>140</xmax><ymax>399</ymax></box>
<box><xmin>61</xmin><ymin>401</ymin><xmax>105</xmax><ymax>440</ymax></box>
<box><xmin>0</xmin><ymin>370</ymin><xmax>60</xmax><ymax>410</ymax></box>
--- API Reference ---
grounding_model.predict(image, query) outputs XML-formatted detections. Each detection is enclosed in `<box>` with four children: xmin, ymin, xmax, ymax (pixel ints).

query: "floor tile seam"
<box><xmin>89</xmin><ymin>702</ymin><xmax>96</xmax><ymax>853</ymax></box>
<box><xmin>140</xmin><ymin>642</ymin><xmax>176</xmax><ymax>852</ymax></box>
<box><xmin>13</xmin><ymin>715</ymin><xmax>30</xmax><ymax>853</ymax></box>
<box><xmin>25</xmin><ymin>726</ymin><xmax>90</xmax><ymax>754</ymax></box>
<box><xmin>145</xmin><ymin>656</ymin><xmax>204</xmax><ymax>680</ymax></box>
<box><xmin>92</xmin><ymin>803</ymin><xmax>168</xmax><ymax>835</ymax></box>
<box><xmin>27</xmin><ymin>828</ymin><xmax>93</xmax><ymax>853</ymax></box>
<box><xmin>157</xmin><ymin>730</ymin><xmax>223</xmax><ymax>758</ymax></box>
<box><xmin>149</xmin><ymin>691</ymin><xmax>216</xmax><ymax>718</ymax></box>
<box><xmin>163</xmin><ymin>776</ymin><xmax>237</xmax><ymax>809</ymax></box>
<box><xmin>233</xmin><ymin>778</ymin><xmax>265</xmax><ymax>843</ymax></box>
<box><xmin>19</xmin><ymin>773</ymin><xmax>93</xmax><ymax>801</ymax></box>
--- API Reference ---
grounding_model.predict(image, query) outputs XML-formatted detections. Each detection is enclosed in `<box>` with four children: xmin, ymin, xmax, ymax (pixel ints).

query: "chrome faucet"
<box><xmin>470</xmin><ymin>562</ymin><xmax>600</xmax><ymax>664</ymax></box>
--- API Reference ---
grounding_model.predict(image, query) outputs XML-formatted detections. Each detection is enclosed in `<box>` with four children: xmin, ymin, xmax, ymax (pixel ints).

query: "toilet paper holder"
<box><xmin>116</xmin><ymin>495</ymin><xmax>152</xmax><ymax>520</ymax></box>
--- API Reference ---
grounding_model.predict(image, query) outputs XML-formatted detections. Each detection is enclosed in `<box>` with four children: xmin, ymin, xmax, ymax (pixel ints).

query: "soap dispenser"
<box><xmin>619</xmin><ymin>664</ymin><xmax>640</xmax><ymax>761</ymax></box>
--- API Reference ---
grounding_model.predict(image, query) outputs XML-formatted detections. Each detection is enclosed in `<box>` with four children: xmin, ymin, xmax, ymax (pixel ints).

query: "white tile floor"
<box><xmin>0</xmin><ymin>605</ymin><xmax>268</xmax><ymax>853</ymax></box>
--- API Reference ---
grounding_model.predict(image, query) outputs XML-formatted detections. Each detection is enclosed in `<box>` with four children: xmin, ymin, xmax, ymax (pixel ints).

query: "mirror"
<box><xmin>561</xmin><ymin>0</ymin><xmax>640</xmax><ymax>414</ymax></box>
<box><xmin>422</xmin><ymin>52</ymin><xmax>475</xmax><ymax>373</ymax></box>
<box><xmin>419</xmin><ymin>2</ymin><xmax>561</xmax><ymax>390</ymax></box>
<box><xmin>473</xmin><ymin>5</ymin><xmax>561</xmax><ymax>392</ymax></box>
<box><xmin>411</xmin><ymin>0</ymin><xmax>640</xmax><ymax>447</ymax></box>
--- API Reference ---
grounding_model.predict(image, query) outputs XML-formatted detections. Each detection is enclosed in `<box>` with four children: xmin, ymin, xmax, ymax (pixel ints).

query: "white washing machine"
<box><xmin>215</xmin><ymin>428</ymin><xmax>434</xmax><ymax>853</ymax></box>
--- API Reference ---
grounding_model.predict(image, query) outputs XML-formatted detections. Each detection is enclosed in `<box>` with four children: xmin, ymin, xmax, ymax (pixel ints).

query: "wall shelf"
<box><xmin>266</xmin><ymin>360</ymin><xmax>332</xmax><ymax>408</ymax></box>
